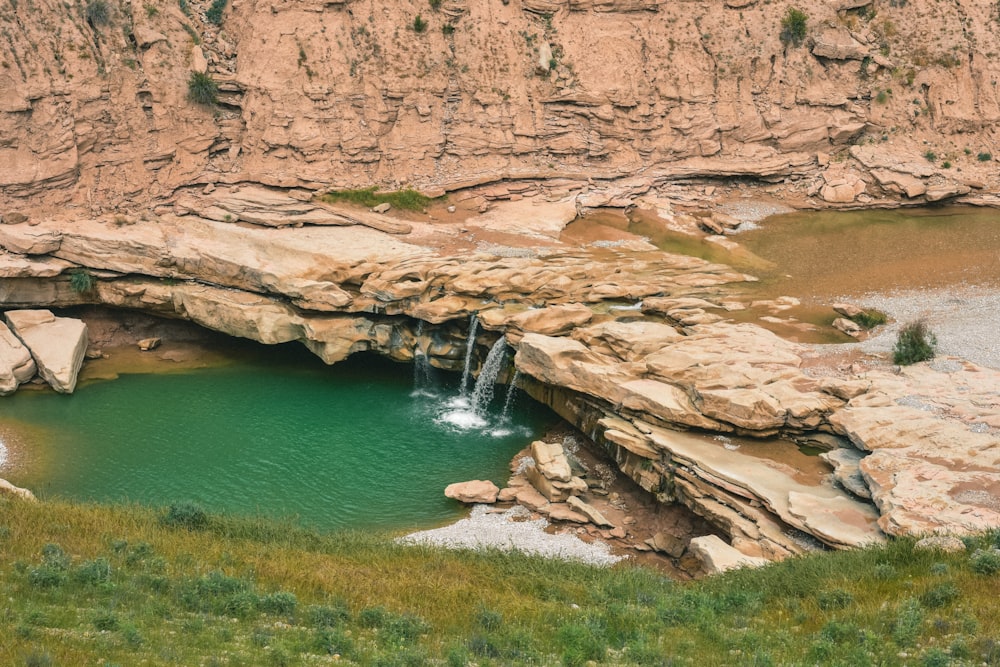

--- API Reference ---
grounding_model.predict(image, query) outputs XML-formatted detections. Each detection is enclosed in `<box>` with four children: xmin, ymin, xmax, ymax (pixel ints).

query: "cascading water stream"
<box><xmin>470</xmin><ymin>336</ymin><xmax>507</xmax><ymax>417</ymax></box>
<box><xmin>458</xmin><ymin>313</ymin><xmax>479</xmax><ymax>397</ymax></box>
<box><xmin>500</xmin><ymin>369</ymin><xmax>521</xmax><ymax>424</ymax></box>
<box><xmin>411</xmin><ymin>321</ymin><xmax>434</xmax><ymax>395</ymax></box>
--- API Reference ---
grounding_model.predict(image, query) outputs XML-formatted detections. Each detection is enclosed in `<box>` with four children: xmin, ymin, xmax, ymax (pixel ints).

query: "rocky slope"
<box><xmin>2</xmin><ymin>0</ymin><xmax>1000</xmax><ymax>211</ymax></box>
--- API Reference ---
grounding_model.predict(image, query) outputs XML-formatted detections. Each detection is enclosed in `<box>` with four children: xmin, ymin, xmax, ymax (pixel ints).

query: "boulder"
<box><xmin>138</xmin><ymin>337</ymin><xmax>161</xmax><ymax>351</ymax></box>
<box><xmin>646</xmin><ymin>531</ymin><xmax>688</xmax><ymax>557</ymax></box>
<box><xmin>0</xmin><ymin>321</ymin><xmax>37</xmax><ymax>394</ymax></box>
<box><xmin>0</xmin><ymin>478</ymin><xmax>36</xmax><ymax>501</ymax></box>
<box><xmin>444</xmin><ymin>480</ymin><xmax>499</xmax><ymax>504</ymax></box>
<box><xmin>1</xmin><ymin>211</ymin><xmax>28</xmax><ymax>225</ymax></box>
<box><xmin>524</xmin><ymin>464</ymin><xmax>588</xmax><ymax>502</ymax></box>
<box><xmin>687</xmin><ymin>535</ymin><xmax>770</xmax><ymax>574</ymax></box>
<box><xmin>4</xmin><ymin>310</ymin><xmax>87</xmax><ymax>394</ymax></box>
<box><xmin>914</xmin><ymin>536</ymin><xmax>966</xmax><ymax>553</ymax></box>
<box><xmin>530</xmin><ymin>440</ymin><xmax>572</xmax><ymax>482</ymax></box>
<box><xmin>832</xmin><ymin>317</ymin><xmax>862</xmax><ymax>337</ymax></box>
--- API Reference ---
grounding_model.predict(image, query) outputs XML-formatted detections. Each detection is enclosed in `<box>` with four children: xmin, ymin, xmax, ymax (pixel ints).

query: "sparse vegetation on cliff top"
<box><xmin>780</xmin><ymin>8</ymin><xmax>808</xmax><ymax>47</ymax></box>
<box><xmin>1</xmin><ymin>499</ymin><xmax>999</xmax><ymax>666</ymax></box>
<box><xmin>186</xmin><ymin>71</ymin><xmax>218</xmax><ymax>106</ymax></box>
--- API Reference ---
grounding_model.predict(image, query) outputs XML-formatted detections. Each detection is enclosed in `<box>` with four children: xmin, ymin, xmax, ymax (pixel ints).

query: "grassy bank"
<box><xmin>1</xmin><ymin>499</ymin><xmax>999</xmax><ymax>666</ymax></box>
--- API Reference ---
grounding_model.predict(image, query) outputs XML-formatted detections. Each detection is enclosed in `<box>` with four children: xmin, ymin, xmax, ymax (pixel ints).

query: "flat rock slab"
<box><xmin>4</xmin><ymin>309</ymin><xmax>87</xmax><ymax>393</ymax></box>
<box><xmin>647</xmin><ymin>424</ymin><xmax>885</xmax><ymax>548</ymax></box>
<box><xmin>0</xmin><ymin>320</ymin><xmax>36</xmax><ymax>395</ymax></box>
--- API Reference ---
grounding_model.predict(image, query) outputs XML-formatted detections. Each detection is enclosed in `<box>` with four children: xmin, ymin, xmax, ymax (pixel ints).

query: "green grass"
<box><xmin>67</xmin><ymin>268</ymin><xmax>95</xmax><ymax>293</ymax></box>
<box><xmin>848</xmin><ymin>308</ymin><xmax>888</xmax><ymax>329</ymax></box>
<box><xmin>1</xmin><ymin>499</ymin><xmax>1000</xmax><ymax>665</ymax></box>
<box><xmin>206</xmin><ymin>0</ymin><xmax>227</xmax><ymax>25</ymax></box>
<box><xmin>319</xmin><ymin>187</ymin><xmax>435</xmax><ymax>211</ymax></box>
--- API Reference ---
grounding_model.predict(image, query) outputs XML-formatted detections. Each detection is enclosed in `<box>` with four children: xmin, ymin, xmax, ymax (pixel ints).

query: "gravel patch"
<box><xmin>398</xmin><ymin>504</ymin><xmax>625</xmax><ymax>567</ymax></box>
<box><xmin>810</xmin><ymin>286</ymin><xmax>1000</xmax><ymax>370</ymax></box>
<box><xmin>719</xmin><ymin>201</ymin><xmax>794</xmax><ymax>231</ymax></box>
<box><xmin>852</xmin><ymin>286</ymin><xmax>1000</xmax><ymax>370</ymax></box>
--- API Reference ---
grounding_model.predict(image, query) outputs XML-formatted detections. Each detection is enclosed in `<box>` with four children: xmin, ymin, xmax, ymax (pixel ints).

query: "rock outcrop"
<box><xmin>1</xmin><ymin>0</ymin><xmax>999</xmax><ymax>211</ymax></box>
<box><xmin>0</xmin><ymin>321</ymin><xmax>36</xmax><ymax>395</ymax></box>
<box><xmin>3</xmin><ymin>310</ymin><xmax>88</xmax><ymax>393</ymax></box>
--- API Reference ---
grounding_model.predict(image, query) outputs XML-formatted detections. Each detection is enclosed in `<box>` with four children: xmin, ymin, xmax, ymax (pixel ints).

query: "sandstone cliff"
<box><xmin>2</xmin><ymin>0</ymin><xmax>1000</xmax><ymax>210</ymax></box>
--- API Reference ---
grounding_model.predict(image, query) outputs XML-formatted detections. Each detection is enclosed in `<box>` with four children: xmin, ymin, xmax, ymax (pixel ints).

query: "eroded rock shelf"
<box><xmin>1</xmin><ymin>192</ymin><xmax>997</xmax><ymax>564</ymax></box>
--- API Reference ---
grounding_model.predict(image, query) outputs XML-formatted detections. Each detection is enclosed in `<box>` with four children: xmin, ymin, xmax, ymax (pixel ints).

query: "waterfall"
<box><xmin>470</xmin><ymin>336</ymin><xmax>507</xmax><ymax>416</ymax></box>
<box><xmin>412</xmin><ymin>321</ymin><xmax>434</xmax><ymax>394</ymax></box>
<box><xmin>500</xmin><ymin>369</ymin><xmax>521</xmax><ymax>424</ymax></box>
<box><xmin>458</xmin><ymin>313</ymin><xmax>479</xmax><ymax>397</ymax></box>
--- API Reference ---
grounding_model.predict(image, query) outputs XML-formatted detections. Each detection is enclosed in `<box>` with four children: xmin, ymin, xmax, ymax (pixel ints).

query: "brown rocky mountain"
<box><xmin>2</xmin><ymin>0</ymin><xmax>999</xmax><ymax>210</ymax></box>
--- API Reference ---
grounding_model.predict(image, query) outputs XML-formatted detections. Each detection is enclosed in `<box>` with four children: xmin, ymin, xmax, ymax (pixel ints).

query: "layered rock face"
<box><xmin>1</xmin><ymin>193</ymin><xmax>997</xmax><ymax>559</ymax></box>
<box><xmin>2</xmin><ymin>0</ymin><xmax>999</xmax><ymax>211</ymax></box>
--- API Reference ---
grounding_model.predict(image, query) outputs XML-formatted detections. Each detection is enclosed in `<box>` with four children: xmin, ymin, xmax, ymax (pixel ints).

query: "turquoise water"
<box><xmin>0</xmin><ymin>350</ymin><xmax>553</xmax><ymax>532</ymax></box>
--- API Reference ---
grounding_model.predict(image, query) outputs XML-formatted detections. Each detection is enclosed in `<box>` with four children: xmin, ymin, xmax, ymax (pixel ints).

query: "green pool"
<box><xmin>0</xmin><ymin>349</ymin><xmax>553</xmax><ymax>532</ymax></box>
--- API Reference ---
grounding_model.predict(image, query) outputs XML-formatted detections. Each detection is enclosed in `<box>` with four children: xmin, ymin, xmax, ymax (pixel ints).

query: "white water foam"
<box><xmin>0</xmin><ymin>439</ymin><xmax>6</xmax><ymax>468</ymax></box>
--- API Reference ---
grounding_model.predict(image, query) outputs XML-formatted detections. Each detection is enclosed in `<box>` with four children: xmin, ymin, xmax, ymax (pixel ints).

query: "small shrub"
<box><xmin>817</xmin><ymin>589</ymin><xmax>854</xmax><ymax>610</ymax></box>
<box><xmin>223</xmin><ymin>591</ymin><xmax>260</xmax><ymax>618</ymax></box>
<box><xmin>924</xmin><ymin>150</ymin><xmax>937</xmax><ymax>162</ymax></box>
<box><xmin>977</xmin><ymin>152</ymin><xmax>992</xmax><ymax>162</ymax></box>
<box><xmin>86</xmin><ymin>0</ymin><xmax>111</xmax><ymax>26</ymax></box>
<box><xmin>429</xmin><ymin>0</ymin><xmax>441</xmax><ymax>8</ymax></box>
<box><xmin>161</xmin><ymin>501</ymin><xmax>209</xmax><ymax>529</ymax></box>
<box><xmin>875</xmin><ymin>90</ymin><xmax>889</xmax><ymax>104</ymax></box>
<box><xmin>476</xmin><ymin>607</ymin><xmax>503</xmax><ymax>631</ymax></box>
<box><xmin>942</xmin><ymin>161</ymin><xmax>952</xmax><ymax>169</ymax></box>
<box><xmin>892</xmin><ymin>598</ymin><xmax>924</xmax><ymax>647</ymax></box>
<box><xmin>314</xmin><ymin>628</ymin><xmax>355</xmax><ymax>657</ymax></box>
<box><xmin>259</xmin><ymin>591</ymin><xmax>297</xmax><ymax>616</ymax></box>
<box><xmin>413</xmin><ymin>14</ymin><xmax>427</xmax><ymax>33</ymax></box>
<box><xmin>970</xmin><ymin>548</ymin><xmax>1000</xmax><ymax>575</ymax></box>
<box><xmin>307</xmin><ymin>602</ymin><xmax>349</xmax><ymax>628</ymax></box>
<box><xmin>92</xmin><ymin>611</ymin><xmax>119</xmax><ymax>631</ymax></box>
<box><xmin>74</xmin><ymin>557</ymin><xmax>112</xmax><ymax>585</ymax></box>
<box><xmin>178</xmin><ymin>0</ymin><xmax>191</xmax><ymax>16</ymax></box>
<box><xmin>921</xmin><ymin>647</ymin><xmax>951</xmax><ymax>667</ymax></box>
<box><xmin>384</xmin><ymin>613</ymin><xmax>430</xmax><ymax>643</ymax></box>
<box><xmin>187</xmin><ymin>71</ymin><xmax>218</xmax><ymax>106</ymax></box>
<box><xmin>441</xmin><ymin>23</ymin><xmax>455</xmax><ymax>35</ymax></box>
<box><xmin>359</xmin><ymin>606</ymin><xmax>389</xmax><ymax>628</ymax></box>
<box><xmin>69</xmin><ymin>267</ymin><xmax>96</xmax><ymax>293</ymax></box>
<box><xmin>893</xmin><ymin>320</ymin><xmax>936</xmax><ymax>365</ymax></box>
<box><xmin>206</xmin><ymin>0</ymin><xmax>227</xmax><ymax>25</ymax></box>
<box><xmin>28</xmin><ymin>565</ymin><xmax>66</xmax><ymax>588</ymax></box>
<box><xmin>24</xmin><ymin>653</ymin><xmax>53</xmax><ymax>667</ymax></box>
<box><xmin>920</xmin><ymin>582</ymin><xmax>959</xmax><ymax>608</ymax></box>
<box><xmin>780</xmin><ymin>8</ymin><xmax>808</xmax><ymax>47</ymax></box>
<box><xmin>558</xmin><ymin>623</ymin><xmax>605</xmax><ymax>666</ymax></box>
